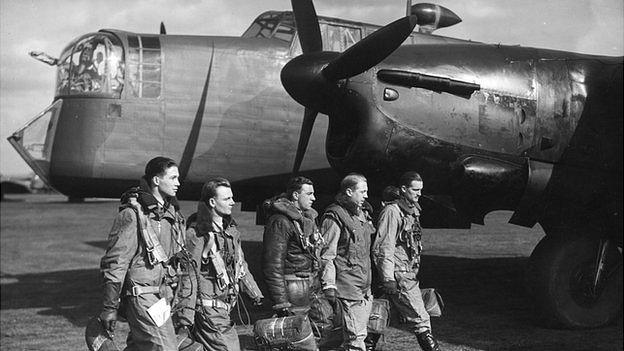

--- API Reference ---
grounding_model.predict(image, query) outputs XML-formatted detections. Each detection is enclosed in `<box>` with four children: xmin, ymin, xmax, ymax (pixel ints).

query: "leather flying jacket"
<box><xmin>262</xmin><ymin>195</ymin><xmax>320</xmax><ymax>309</ymax></box>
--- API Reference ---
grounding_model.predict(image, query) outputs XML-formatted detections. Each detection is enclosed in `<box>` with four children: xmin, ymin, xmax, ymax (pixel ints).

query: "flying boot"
<box><xmin>416</xmin><ymin>330</ymin><xmax>440</xmax><ymax>351</ymax></box>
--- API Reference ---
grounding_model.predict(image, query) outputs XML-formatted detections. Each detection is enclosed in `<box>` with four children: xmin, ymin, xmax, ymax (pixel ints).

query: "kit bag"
<box><xmin>308</xmin><ymin>295</ymin><xmax>342</xmax><ymax>349</ymax></box>
<box><xmin>368</xmin><ymin>298</ymin><xmax>390</xmax><ymax>334</ymax></box>
<box><xmin>421</xmin><ymin>288</ymin><xmax>444</xmax><ymax>317</ymax></box>
<box><xmin>254</xmin><ymin>314</ymin><xmax>318</xmax><ymax>351</ymax></box>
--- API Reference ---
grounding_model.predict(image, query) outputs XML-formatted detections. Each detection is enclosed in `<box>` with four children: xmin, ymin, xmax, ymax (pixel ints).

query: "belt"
<box><xmin>127</xmin><ymin>285</ymin><xmax>160</xmax><ymax>297</ymax></box>
<box><xmin>284</xmin><ymin>273</ymin><xmax>316</xmax><ymax>280</ymax></box>
<box><xmin>200</xmin><ymin>298</ymin><xmax>230</xmax><ymax>312</ymax></box>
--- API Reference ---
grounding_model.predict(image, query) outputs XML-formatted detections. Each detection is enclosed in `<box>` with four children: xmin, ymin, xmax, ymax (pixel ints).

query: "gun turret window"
<box><xmin>56</xmin><ymin>33</ymin><xmax>124</xmax><ymax>97</ymax></box>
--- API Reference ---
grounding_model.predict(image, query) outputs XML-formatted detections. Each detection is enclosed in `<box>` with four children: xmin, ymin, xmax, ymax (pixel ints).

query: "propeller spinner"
<box><xmin>283</xmin><ymin>0</ymin><xmax>417</xmax><ymax>173</ymax></box>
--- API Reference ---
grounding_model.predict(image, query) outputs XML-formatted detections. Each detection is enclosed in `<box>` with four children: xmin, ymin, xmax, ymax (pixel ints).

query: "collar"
<box><xmin>397</xmin><ymin>196</ymin><xmax>421</xmax><ymax>216</ymax></box>
<box><xmin>335</xmin><ymin>193</ymin><xmax>372</xmax><ymax>217</ymax></box>
<box><xmin>136</xmin><ymin>177</ymin><xmax>180</xmax><ymax>212</ymax></box>
<box><xmin>265</xmin><ymin>194</ymin><xmax>318</xmax><ymax>222</ymax></box>
<box><xmin>195</xmin><ymin>201</ymin><xmax>237</xmax><ymax>235</ymax></box>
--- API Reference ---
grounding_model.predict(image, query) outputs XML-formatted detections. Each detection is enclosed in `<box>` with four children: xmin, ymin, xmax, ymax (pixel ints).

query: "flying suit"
<box><xmin>320</xmin><ymin>194</ymin><xmax>376</xmax><ymax>351</ymax></box>
<box><xmin>100</xmin><ymin>180</ymin><xmax>186</xmax><ymax>351</ymax></box>
<box><xmin>372</xmin><ymin>197</ymin><xmax>431</xmax><ymax>334</ymax></box>
<box><xmin>177</xmin><ymin>202</ymin><xmax>263</xmax><ymax>351</ymax></box>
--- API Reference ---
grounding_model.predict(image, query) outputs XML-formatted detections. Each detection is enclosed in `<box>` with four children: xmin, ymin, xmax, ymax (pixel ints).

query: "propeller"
<box><xmin>291</xmin><ymin>0</ymin><xmax>322</xmax><ymax>54</ymax></box>
<box><xmin>285</xmin><ymin>0</ymin><xmax>417</xmax><ymax>173</ymax></box>
<box><xmin>292</xmin><ymin>108</ymin><xmax>318</xmax><ymax>173</ymax></box>
<box><xmin>322</xmin><ymin>16</ymin><xmax>417</xmax><ymax>80</ymax></box>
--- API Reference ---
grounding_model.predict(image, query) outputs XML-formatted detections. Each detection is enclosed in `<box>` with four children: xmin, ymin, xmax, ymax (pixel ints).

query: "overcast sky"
<box><xmin>1</xmin><ymin>0</ymin><xmax>622</xmax><ymax>176</ymax></box>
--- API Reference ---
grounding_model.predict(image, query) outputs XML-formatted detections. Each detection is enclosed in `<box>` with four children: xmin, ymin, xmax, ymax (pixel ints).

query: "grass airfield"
<box><xmin>1</xmin><ymin>193</ymin><xmax>622</xmax><ymax>350</ymax></box>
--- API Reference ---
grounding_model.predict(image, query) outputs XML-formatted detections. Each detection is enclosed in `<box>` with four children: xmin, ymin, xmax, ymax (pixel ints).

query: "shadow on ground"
<box><xmin>2</xmin><ymin>240</ymin><xmax>621</xmax><ymax>350</ymax></box>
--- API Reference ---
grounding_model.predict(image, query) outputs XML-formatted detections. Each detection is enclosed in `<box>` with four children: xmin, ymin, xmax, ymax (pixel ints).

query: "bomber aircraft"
<box><xmin>8</xmin><ymin>0</ymin><xmax>622</xmax><ymax>330</ymax></box>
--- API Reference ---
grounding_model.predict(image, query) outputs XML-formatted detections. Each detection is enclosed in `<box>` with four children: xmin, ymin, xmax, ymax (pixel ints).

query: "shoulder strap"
<box><xmin>124</xmin><ymin>199</ymin><xmax>169</xmax><ymax>266</ymax></box>
<box><xmin>201</xmin><ymin>232</ymin><xmax>234</xmax><ymax>292</ymax></box>
<box><xmin>325</xmin><ymin>205</ymin><xmax>358</xmax><ymax>238</ymax></box>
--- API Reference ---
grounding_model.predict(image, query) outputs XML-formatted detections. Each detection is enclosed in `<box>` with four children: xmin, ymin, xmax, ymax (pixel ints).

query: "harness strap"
<box><xmin>125</xmin><ymin>199</ymin><xmax>169</xmax><ymax>266</ymax></box>
<box><xmin>127</xmin><ymin>285</ymin><xmax>161</xmax><ymax>297</ymax></box>
<box><xmin>201</xmin><ymin>232</ymin><xmax>233</xmax><ymax>292</ymax></box>
<box><xmin>200</xmin><ymin>298</ymin><xmax>231</xmax><ymax>312</ymax></box>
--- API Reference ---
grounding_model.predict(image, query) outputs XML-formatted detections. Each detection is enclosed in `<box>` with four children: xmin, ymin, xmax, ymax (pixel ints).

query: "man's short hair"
<box><xmin>340</xmin><ymin>173</ymin><xmax>367</xmax><ymax>193</ymax></box>
<box><xmin>200</xmin><ymin>177</ymin><xmax>231</xmax><ymax>203</ymax></box>
<box><xmin>381</xmin><ymin>185</ymin><xmax>401</xmax><ymax>203</ymax></box>
<box><xmin>285</xmin><ymin>176</ymin><xmax>314</xmax><ymax>199</ymax></box>
<box><xmin>398</xmin><ymin>171</ymin><xmax>422</xmax><ymax>187</ymax></box>
<box><xmin>144</xmin><ymin>156</ymin><xmax>177</xmax><ymax>182</ymax></box>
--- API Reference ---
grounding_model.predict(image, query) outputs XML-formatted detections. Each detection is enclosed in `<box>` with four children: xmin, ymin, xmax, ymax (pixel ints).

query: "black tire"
<box><xmin>527</xmin><ymin>234</ymin><xmax>622</xmax><ymax>328</ymax></box>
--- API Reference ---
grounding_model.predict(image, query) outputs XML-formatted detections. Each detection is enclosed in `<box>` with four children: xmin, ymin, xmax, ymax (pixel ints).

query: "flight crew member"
<box><xmin>176</xmin><ymin>177</ymin><xmax>264</xmax><ymax>351</ymax></box>
<box><xmin>262</xmin><ymin>176</ymin><xmax>323</xmax><ymax>316</ymax></box>
<box><xmin>99</xmin><ymin>156</ymin><xmax>186</xmax><ymax>350</ymax></box>
<box><xmin>320</xmin><ymin>173</ymin><xmax>376</xmax><ymax>351</ymax></box>
<box><xmin>372</xmin><ymin>171</ymin><xmax>441</xmax><ymax>351</ymax></box>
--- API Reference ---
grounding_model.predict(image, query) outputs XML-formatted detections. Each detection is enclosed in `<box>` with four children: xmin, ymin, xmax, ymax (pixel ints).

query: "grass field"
<box><xmin>1</xmin><ymin>194</ymin><xmax>622</xmax><ymax>350</ymax></box>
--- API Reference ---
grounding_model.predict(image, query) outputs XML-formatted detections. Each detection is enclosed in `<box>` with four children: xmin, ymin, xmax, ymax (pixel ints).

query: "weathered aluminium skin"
<box><xmin>279</xmin><ymin>1</ymin><xmax>621</xmax><ymax>330</ymax></box>
<box><xmin>8</xmin><ymin>3</ymin><xmax>622</xmax><ymax>330</ymax></box>
<box><xmin>12</xmin><ymin>28</ymin><xmax>335</xmax><ymax>206</ymax></box>
<box><xmin>331</xmin><ymin>42</ymin><xmax>622</xmax><ymax>232</ymax></box>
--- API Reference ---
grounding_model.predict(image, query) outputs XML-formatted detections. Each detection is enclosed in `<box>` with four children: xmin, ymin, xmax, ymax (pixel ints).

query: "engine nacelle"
<box><xmin>451</xmin><ymin>155</ymin><xmax>527</xmax><ymax>224</ymax></box>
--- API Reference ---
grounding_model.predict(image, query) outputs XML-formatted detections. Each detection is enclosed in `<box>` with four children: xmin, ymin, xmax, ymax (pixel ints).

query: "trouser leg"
<box><xmin>123</xmin><ymin>295</ymin><xmax>177</xmax><ymax>351</ymax></box>
<box><xmin>192</xmin><ymin>307</ymin><xmax>240</xmax><ymax>351</ymax></box>
<box><xmin>339</xmin><ymin>294</ymin><xmax>373</xmax><ymax>351</ymax></box>
<box><xmin>391</xmin><ymin>275</ymin><xmax>431</xmax><ymax>334</ymax></box>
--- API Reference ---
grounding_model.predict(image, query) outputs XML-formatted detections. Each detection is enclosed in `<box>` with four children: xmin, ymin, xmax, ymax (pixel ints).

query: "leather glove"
<box><xmin>253</xmin><ymin>296</ymin><xmax>264</xmax><ymax>307</ymax></box>
<box><xmin>324</xmin><ymin>288</ymin><xmax>337</xmax><ymax>304</ymax></box>
<box><xmin>276</xmin><ymin>307</ymin><xmax>295</xmax><ymax>317</ymax></box>
<box><xmin>381</xmin><ymin>280</ymin><xmax>399</xmax><ymax>296</ymax></box>
<box><xmin>100</xmin><ymin>281</ymin><xmax>122</xmax><ymax>334</ymax></box>
<box><xmin>99</xmin><ymin>310</ymin><xmax>117</xmax><ymax>335</ymax></box>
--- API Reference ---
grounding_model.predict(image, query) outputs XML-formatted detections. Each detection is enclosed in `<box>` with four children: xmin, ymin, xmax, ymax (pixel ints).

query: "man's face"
<box><xmin>346</xmin><ymin>181</ymin><xmax>368</xmax><ymax>208</ymax></box>
<box><xmin>155</xmin><ymin>166</ymin><xmax>180</xmax><ymax>198</ymax></box>
<box><xmin>210</xmin><ymin>186</ymin><xmax>235</xmax><ymax>217</ymax></box>
<box><xmin>294</xmin><ymin>184</ymin><xmax>315</xmax><ymax>211</ymax></box>
<box><xmin>401</xmin><ymin>180</ymin><xmax>423</xmax><ymax>205</ymax></box>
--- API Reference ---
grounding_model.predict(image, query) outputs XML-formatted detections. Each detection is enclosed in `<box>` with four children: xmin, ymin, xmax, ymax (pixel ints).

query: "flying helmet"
<box><xmin>85</xmin><ymin>316</ymin><xmax>120</xmax><ymax>351</ymax></box>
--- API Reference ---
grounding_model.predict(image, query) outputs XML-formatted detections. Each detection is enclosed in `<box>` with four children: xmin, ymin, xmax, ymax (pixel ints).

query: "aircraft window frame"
<box><xmin>241</xmin><ymin>12</ymin><xmax>296</xmax><ymax>44</ymax></box>
<box><xmin>126</xmin><ymin>35</ymin><xmax>162</xmax><ymax>99</ymax></box>
<box><xmin>290</xmin><ymin>33</ymin><xmax>303</xmax><ymax>56</ymax></box>
<box><xmin>242</xmin><ymin>18</ymin><xmax>277</xmax><ymax>39</ymax></box>
<box><xmin>55</xmin><ymin>33</ymin><xmax>124</xmax><ymax>98</ymax></box>
<box><xmin>271</xmin><ymin>24</ymin><xmax>296</xmax><ymax>43</ymax></box>
<box><xmin>319</xmin><ymin>22</ymin><xmax>362</xmax><ymax>52</ymax></box>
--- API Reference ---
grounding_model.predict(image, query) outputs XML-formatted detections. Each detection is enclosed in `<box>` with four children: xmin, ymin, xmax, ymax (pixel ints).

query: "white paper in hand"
<box><xmin>146</xmin><ymin>297</ymin><xmax>171</xmax><ymax>327</ymax></box>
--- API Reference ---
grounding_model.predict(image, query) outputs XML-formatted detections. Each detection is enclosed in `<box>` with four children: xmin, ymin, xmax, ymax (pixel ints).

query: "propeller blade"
<box><xmin>291</xmin><ymin>0</ymin><xmax>322</xmax><ymax>53</ymax></box>
<box><xmin>322</xmin><ymin>15</ymin><xmax>417</xmax><ymax>81</ymax></box>
<box><xmin>292</xmin><ymin>108</ymin><xmax>319</xmax><ymax>173</ymax></box>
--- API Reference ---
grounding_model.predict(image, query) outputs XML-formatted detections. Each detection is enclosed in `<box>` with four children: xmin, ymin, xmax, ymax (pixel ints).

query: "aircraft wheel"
<box><xmin>527</xmin><ymin>234</ymin><xmax>622</xmax><ymax>328</ymax></box>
